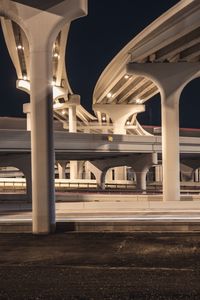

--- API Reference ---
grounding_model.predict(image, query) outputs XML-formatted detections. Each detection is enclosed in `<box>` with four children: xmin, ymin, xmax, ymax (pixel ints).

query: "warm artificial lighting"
<box><xmin>126</xmin><ymin>120</ymin><xmax>131</xmax><ymax>125</ymax></box>
<box><xmin>136</xmin><ymin>98</ymin><xmax>142</xmax><ymax>104</ymax></box>
<box><xmin>53</xmin><ymin>53</ymin><xmax>60</xmax><ymax>58</ymax></box>
<box><xmin>124</xmin><ymin>74</ymin><xmax>129</xmax><ymax>79</ymax></box>
<box><xmin>102</xmin><ymin>116</ymin><xmax>106</xmax><ymax>121</ymax></box>
<box><xmin>61</xmin><ymin>110</ymin><xmax>66</xmax><ymax>115</ymax></box>
<box><xmin>16</xmin><ymin>45</ymin><xmax>24</xmax><ymax>50</ymax></box>
<box><xmin>107</xmin><ymin>92</ymin><xmax>112</xmax><ymax>98</ymax></box>
<box><xmin>23</xmin><ymin>75</ymin><xmax>27</xmax><ymax>81</ymax></box>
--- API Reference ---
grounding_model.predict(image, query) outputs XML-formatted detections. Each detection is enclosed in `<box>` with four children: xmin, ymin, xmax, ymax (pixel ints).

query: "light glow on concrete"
<box><xmin>107</xmin><ymin>92</ymin><xmax>113</xmax><ymax>98</ymax></box>
<box><xmin>16</xmin><ymin>44</ymin><xmax>24</xmax><ymax>50</ymax></box>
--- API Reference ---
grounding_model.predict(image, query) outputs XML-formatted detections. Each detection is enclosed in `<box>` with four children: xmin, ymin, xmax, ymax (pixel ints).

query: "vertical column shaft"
<box><xmin>195</xmin><ymin>169</ymin><xmax>199</xmax><ymax>182</ymax></box>
<box><xmin>113</xmin><ymin>121</ymin><xmax>126</xmax><ymax>135</ymax></box>
<box><xmin>58</xmin><ymin>162</ymin><xmax>66</xmax><ymax>179</ymax></box>
<box><xmin>113</xmin><ymin>123</ymin><xmax>127</xmax><ymax>181</ymax></box>
<box><xmin>68</xmin><ymin>105</ymin><xmax>78</xmax><ymax>179</ymax></box>
<box><xmin>162</xmin><ymin>93</ymin><xmax>180</xmax><ymax>201</ymax></box>
<box><xmin>68</xmin><ymin>105</ymin><xmax>77</xmax><ymax>132</ymax></box>
<box><xmin>30</xmin><ymin>48</ymin><xmax>55</xmax><ymax>234</ymax></box>
<box><xmin>155</xmin><ymin>165</ymin><xmax>162</xmax><ymax>182</ymax></box>
<box><xmin>135</xmin><ymin>169</ymin><xmax>147</xmax><ymax>192</ymax></box>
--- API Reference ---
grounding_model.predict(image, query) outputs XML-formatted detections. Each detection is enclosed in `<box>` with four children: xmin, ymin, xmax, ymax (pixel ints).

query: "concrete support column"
<box><xmin>127</xmin><ymin>62</ymin><xmax>200</xmax><ymax>201</ymax></box>
<box><xmin>162</xmin><ymin>92</ymin><xmax>180</xmax><ymax>201</ymax></box>
<box><xmin>30</xmin><ymin>47</ymin><xmax>55</xmax><ymax>234</ymax></box>
<box><xmin>83</xmin><ymin>160</ymin><xmax>91</xmax><ymax>179</ymax></box>
<box><xmin>155</xmin><ymin>165</ymin><xmax>162</xmax><ymax>182</ymax></box>
<box><xmin>70</xmin><ymin>161</ymin><xmax>78</xmax><ymax>180</ymax></box>
<box><xmin>86</xmin><ymin>161</ymin><xmax>106</xmax><ymax>189</ymax></box>
<box><xmin>68</xmin><ymin>105</ymin><xmax>77</xmax><ymax>132</ymax></box>
<box><xmin>195</xmin><ymin>169</ymin><xmax>199</xmax><ymax>182</ymax></box>
<box><xmin>0</xmin><ymin>0</ymin><xmax>88</xmax><ymax>235</ymax></box>
<box><xmin>68</xmin><ymin>104</ymin><xmax>78</xmax><ymax>179</ymax></box>
<box><xmin>93</xmin><ymin>104</ymin><xmax>145</xmax><ymax>135</ymax></box>
<box><xmin>112</xmin><ymin>124</ymin><xmax>127</xmax><ymax>181</ymax></box>
<box><xmin>114</xmin><ymin>166</ymin><xmax>127</xmax><ymax>181</ymax></box>
<box><xmin>93</xmin><ymin>104</ymin><xmax>145</xmax><ymax>182</ymax></box>
<box><xmin>23</xmin><ymin>103</ymin><xmax>31</xmax><ymax>131</ymax></box>
<box><xmin>132</xmin><ymin>153</ymin><xmax>158</xmax><ymax>193</ymax></box>
<box><xmin>57</xmin><ymin>161</ymin><xmax>66</xmax><ymax>179</ymax></box>
<box><xmin>180</xmin><ymin>163</ymin><xmax>194</xmax><ymax>182</ymax></box>
<box><xmin>135</xmin><ymin>169</ymin><xmax>148</xmax><ymax>192</ymax></box>
<box><xmin>106</xmin><ymin>169</ymin><xmax>113</xmax><ymax>182</ymax></box>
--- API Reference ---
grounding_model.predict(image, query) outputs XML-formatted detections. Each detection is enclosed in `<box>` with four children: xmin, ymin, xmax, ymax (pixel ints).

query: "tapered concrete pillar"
<box><xmin>93</xmin><ymin>104</ymin><xmax>145</xmax><ymax>181</ymax></box>
<box><xmin>135</xmin><ymin>170</ymin><xmax>148</xmax><ymax>192</ymax></box>
<box><xmin>0</xmin><ymin>0</ymin><xmax>88</xmax><ymax>235</ymax></box>
<box><xmin>68</xmin><ymin>103</ymin><xmax>78</xmax><ymax>179</ymax></box>
<box><xmin>132</xmin><ymin>153</ymin><xmax>158</xmax><ymax>193</ymax></box>
<box><xmin>181</xmin><ymin>163</ymin><xmax>194</xmax><ymax>182</ymax></box>
<box><xmin>30</xmin><ymin>47</ymin><xmax>55</xmax><ymax>234</ymax></box>
<box><xmin>85</xmin><ymin>161</ymin><xmax>106</xmax><ymax>189</ymax></box>
<box><xmin>93</xmin><ymin>104</ymin><xmax>145</xmax><ymax>134</ymax></box>
<box><xmin>57</xmin><ymin>161</ymin><xmax>66</xmax><ymax>179</ymax></box>
<box><xmin>127</xmin><ymin>62</ymin><xmax>200</xmax><ymax>201</ymax></box>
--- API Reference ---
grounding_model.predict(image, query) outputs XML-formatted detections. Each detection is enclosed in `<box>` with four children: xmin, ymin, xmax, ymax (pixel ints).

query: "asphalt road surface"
<box><xmin>0</xmin><ymin>232</ymin><xmax>200</xmax><ymax>299</ymax></box>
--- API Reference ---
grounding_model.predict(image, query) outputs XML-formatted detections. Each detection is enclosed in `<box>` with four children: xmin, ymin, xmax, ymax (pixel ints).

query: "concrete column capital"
<box><xmin>93</xmin><ymin>104</ymin><xmax>145</xmax><ymax>122</ymax></box>
<box><xmin>93</xmin><ymin>103</ymin><xmax>145</xmax><ymax>134</ymax></box>
<box><xmin>127</xmin><ymin>62</ymin><xmax>200</xmax><ymax>98</ymax></box>
<box><xmin>127</xmin><ymin>62</ymin><xmax>200</xmax><ymax>201</ymax></box>
<box><xmin>0</xmin><ymin>1</ymin><xmax>88</xmax><ymax>52</ymax></box>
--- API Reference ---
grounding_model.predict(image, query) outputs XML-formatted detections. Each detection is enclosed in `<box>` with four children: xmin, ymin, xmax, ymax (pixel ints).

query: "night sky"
<box><xmin>0</xmin><ymin>0</ymin><xmax>199</xmax><ymax>128</ymax></box>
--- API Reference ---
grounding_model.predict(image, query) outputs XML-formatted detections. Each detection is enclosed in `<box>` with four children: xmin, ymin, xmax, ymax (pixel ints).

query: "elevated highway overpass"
<box><xmin>0</xmin><ymin>129</ymin><xmax>200</xmax><ymax>158</ymax></box>
<box><xmin>0</xmin><ymin>129</ymin><xmax>199</xmax><ymax>192</ymax></box>
<box><xmin>0</xmin><ymin>1</ymin><xmax>199</xmax><ymax>234</ymax></box>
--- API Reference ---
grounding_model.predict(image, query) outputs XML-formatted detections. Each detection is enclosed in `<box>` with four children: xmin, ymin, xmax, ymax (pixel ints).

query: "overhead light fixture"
<box><xmin>61</xmin><ymin>110</ymin><xmax>66</xmax><ymax>115</ymax></box>
<box><xmin>16</xmin><ymin>44</ymin><xmax>24</xmax><ymax>50</ymax></box>
<box><xmin>102</xmin><ymin>116</ymin><xmax>106</xmax><ymax>121</ymax></box>
<box><xmin>53</xmin><ymin>53</ymin><xmax>60</xmax><ymax>58</ymax></box>
<box><xmin>107</xmin><ymin>92</ymin><xmax>112</xmax><ymax>98</ymax></box>
<box><xmin>136</xmin><ymin>98</ymin><xmax>142</xmax><ymax>104</ymax></box>
<box><xmin>23</xmin><ymin>75</ymin><xmax>27</xmax><ymax>81</ymax></box>
<box><xmin>126</xmin><ymin>120</ymin><xmax>131</xmax><ymax>125</ymax></box>
<box><xmin>124</xmin><ymin>74</ymin><xmax>129</xmax><ymax>79</ymax></box>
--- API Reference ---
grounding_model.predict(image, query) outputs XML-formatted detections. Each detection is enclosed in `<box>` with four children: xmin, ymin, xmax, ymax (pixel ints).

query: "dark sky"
<box><xmin>0</xmin><ymin>0</ymin><xmax>199</xmax><ymax>128</ymax></box>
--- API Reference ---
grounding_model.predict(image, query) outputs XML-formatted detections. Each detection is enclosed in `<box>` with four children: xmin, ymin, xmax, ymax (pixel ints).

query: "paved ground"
<box><xmin>1</xmin><ymin>209</ymin><xmax>200</xmax><ymax>221</ymax></box>
<box><xmin>0</xmin><ymin>232</ymin><xmax>200</xmax><ymax>299</ymax></box>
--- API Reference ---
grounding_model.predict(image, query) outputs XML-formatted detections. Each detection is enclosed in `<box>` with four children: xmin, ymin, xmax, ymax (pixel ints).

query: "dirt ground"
<box><xmin>0</xmin><ymin>232</ymin><xmax>200</xmax><ymax>299</ymax></box>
